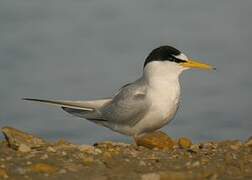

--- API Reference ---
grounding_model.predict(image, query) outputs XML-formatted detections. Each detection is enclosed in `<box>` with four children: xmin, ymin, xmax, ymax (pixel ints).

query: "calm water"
<box><xmin>1</xmin><ymin>0</ymin><xmax>251</xmax><ymax>144</ymax></box>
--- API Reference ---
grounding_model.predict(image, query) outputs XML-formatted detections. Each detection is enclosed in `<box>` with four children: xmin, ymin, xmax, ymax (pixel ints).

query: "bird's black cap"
<box><xmin>144</xmin><ymin>46</ymin><xmax>186</xmax><ymax>67</ymax></box>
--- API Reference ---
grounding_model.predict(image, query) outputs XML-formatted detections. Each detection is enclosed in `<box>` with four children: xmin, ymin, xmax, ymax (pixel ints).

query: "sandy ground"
<box><xmin>0</xmin><ymin>127</ymin><xmax>251</xmax><ymax>180</ymax></box>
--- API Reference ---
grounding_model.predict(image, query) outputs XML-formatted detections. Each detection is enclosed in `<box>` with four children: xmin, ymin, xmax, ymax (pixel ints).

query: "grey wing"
<box><xmin>100</xmin><ymin>81</ymin><xmax>149</xmax><ymax>127</ymax></box>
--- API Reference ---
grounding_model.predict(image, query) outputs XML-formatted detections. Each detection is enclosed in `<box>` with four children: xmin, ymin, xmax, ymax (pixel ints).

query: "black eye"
<box><xmin>168</xmin><ymin>56</ymin><xmax>186</xmax><ymax>63</ymax></box>
<box><xmin>168</xmin><ymin>56</ymin><xmax>176</xmax><ymax>62</ymax></box>
<box><xmin>174</xmin><ymin>58</ymin><xmax>187</xmax><ymax>63</ymax></box>
<box><xmin>167</xmin><ymin>56</ymin><xmax>187</xmax><ymax>63</ymax></box>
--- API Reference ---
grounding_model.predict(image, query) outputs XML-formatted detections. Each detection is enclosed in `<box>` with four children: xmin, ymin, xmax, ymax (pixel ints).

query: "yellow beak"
<box><xmin>181</xmin><ymin>59</ymin><xmax>215</xmax><ymax>70</ymax></box>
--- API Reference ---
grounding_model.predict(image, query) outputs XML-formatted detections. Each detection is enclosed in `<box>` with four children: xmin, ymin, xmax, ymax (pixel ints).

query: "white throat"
<box><xmin>143</xmin><ymin>61</ymin><xmax>186</xmax><ymax>87</ymax></box>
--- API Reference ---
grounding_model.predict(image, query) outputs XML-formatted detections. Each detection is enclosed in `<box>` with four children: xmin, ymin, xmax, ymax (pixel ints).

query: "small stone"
<box><xmin>185</xmin><ymin>161</ymin><xmax>191</xmax><ymax>167</ymax></box>
<box><xmin>47</xmin><ymin>146</ymin><xmax>56</xmax><ymax>153</ymax></box>
<box><xmin>0</xmin><ymin>168</ymin><xmax>8</xmax><ymax>179</ymax></box>
<box><xmin>30</xmin><ymin>163</ymin><xmax>57</xmax><ymax>174</ymax></box>
<box><xmin>26</xmin><ymin>161</ymin><xmax>32</xmax><ymax>165</ymax></box>
<box><xmin>141</xmin><ymin>173</ymin><xmax>160</xmax><ymax>180</ymax></box>
<box><xmin>245</xmin><ymin>137</ymin><xmax>252</xmax><ymax>147</ymax></box>
<box><xmin>40</xmin><ymin>154</ymin><xmax>49</xmax><ymax>160</ymax></box>
<box><xmin>65</xmin><ymin>163</ymin><xmax>82</xmax><ymax>172</ymax></box>
<box><xmin>224</xmin><ymin>152</ymin><xmax>234</xmax><ymax>163</ymax></box>
<box><xmin>230</xmin><ymin>141</ymin><xmax>242</xmax><ymax>151</ymax></box>
<box><xmin>79</xmin><ymin>145</ymin><xmax>95</xmax><ymax>152</ymax></box>
<box><xmin>1</xmin><ymin>127</ymin><xmax>47</xmax><ymax>150</ymax></box>
<box><xmin>200</xmin><ymin>158</ymin><xmax>209</xmax><ymax>165</ymax></box>
<box><xmin>94</xmin><ymin>148</ymin><xmax>102</xmax><ymax>154</ymax></box>
<box><xmin>136</xmin><ymin>131</ymin><xmax>175</xmax><ymax>150</ymax></box>
<box><xmin>83</xmin><ymin>157</ymin><xmax>95</xmax><ymax>166</ymax></box>
<box><xmin>191</xmin><ymin>161</ymin><xmax>200</xmax><ymax>167</ymax></box>
<box><xmin>6</xmin><ymin>157</ymin><xmax>12</xmax><ymax>161</ymax></box>
<box><xmin>178</xmin><ymin>137</ymin><xmax>192</xmax><ymax>149</ymax></box>
<box><xmin>16</xmin><ymin>167</ymin><xmax>26</xmax><ymax>175</ymax></box>
<box><xmin>18</xmin><ymin>144</ymin><xmax>31</xmax><ymax>153</ymax></box>
<box><xmin>189</xmin><ymin>144</ymin><xmax>200</xmax><ymax>153</ymax></box>
<box><xmin>79</xmin><ymin>145</ymin><xmax>102</xmax><ymax>155</ymax></box>
<box><xmin>146</xmin><ymin>154</ymin><xmax>159</xmax><ymax>161</ymax></box>
<box><xmin>59</xmin><ymin>169</ymin><xmax>67</xmax><ymax>174</ymax></box>
<box><xmin>247</xmin><ymin>154</ymin><xmax>252</xmax><ymax>162</ymax></box>
<box><xmin>102</xmin><ymin>152</ymin><xmax>112</xmax><ymax>159</ymax></box>
<box><xmin>209</xmin><ymin>173</ymin><xmax>218</xmax><ymax>180</ymax></box>
<box><xmin>160</xmin><ymin>171</ymin><xmax>191</xmax><ymax>179</ymax></box>
<box><xmin>62</xmin><ymin>151</ymin><xmax>67</xmax><ymax>156</ymax></box>
<box><xmin>139</xmin><ymin>160</ymin><xmax>146</xmax><ymax>166</ymax></box>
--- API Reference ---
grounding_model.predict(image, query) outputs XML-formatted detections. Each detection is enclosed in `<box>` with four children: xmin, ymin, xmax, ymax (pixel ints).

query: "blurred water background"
<box><xmin>1</xmin><ymin>0</ymin><xmax>251</xmax><ymax>144</ymax></box>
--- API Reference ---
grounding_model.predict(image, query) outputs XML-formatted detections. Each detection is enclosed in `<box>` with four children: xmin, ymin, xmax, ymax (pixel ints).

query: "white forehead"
<box><xmin>174</xmin><ymin>53</ymin><xmax>188</xmax><ymax>61</ymax></box>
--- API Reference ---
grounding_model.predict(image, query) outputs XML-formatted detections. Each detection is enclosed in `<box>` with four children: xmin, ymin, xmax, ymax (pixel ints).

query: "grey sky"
<box><xmin>0</xmin><ymin>0</ymin><xmax>251</xmax><ymax>144</ymax></box>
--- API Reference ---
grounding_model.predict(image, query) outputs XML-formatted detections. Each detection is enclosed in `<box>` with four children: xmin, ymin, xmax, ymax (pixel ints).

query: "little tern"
<box><xmin>24</xmin><ymin>46</ymin><xmax>214</xmax><ymax>139</ymax></box>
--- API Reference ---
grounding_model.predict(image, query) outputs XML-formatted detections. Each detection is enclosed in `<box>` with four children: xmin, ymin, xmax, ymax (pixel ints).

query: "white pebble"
<box><xmin>18</xmin><ymin>144</ymin><xmax>31</xmax><ymax>153</ymax></box>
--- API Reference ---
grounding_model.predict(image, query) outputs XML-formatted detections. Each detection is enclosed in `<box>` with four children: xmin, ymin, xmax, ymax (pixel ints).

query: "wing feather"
<box><xmin>101</xmin><ymin>80</ymin><xmax>149</xmax><ymax>127</ymax></box>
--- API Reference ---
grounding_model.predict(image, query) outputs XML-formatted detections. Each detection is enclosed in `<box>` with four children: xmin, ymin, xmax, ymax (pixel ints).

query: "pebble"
<box><xmin>178</xmin><ymin>137</ymin><xmax>192</xmax><ymax>149</ymax></box>
<box><xmin>136</xmin><ymin>131</ymin><xmax>175</xmax><ymax>150</ymax></box>
<box><xmin>59</xmin><ymin>169</ymin><xmax>67</xmax><ymax>174</ymax></box>
<box><xmin>16</xmin><ymin>167</ymin><xmax>26</xmax><ymax>175</ymax></box>
<box><xmin>185</xmin><ymin>161</ymin><xmax>191</xmax><ymax>167</ymax></box>
<box><xmin>245</xmin><ymin>137</ymin><xmax>252</xmax><ymax>147</ymax></box>
<box><xmin>79</xmin><ymin>145</ymin><xmax>94</xmax><ymax>152</ymax></box>
<box><xmin>1</xmin><ymin>127</ymin><xmax>47</xmax><ymax>150</ymax></box>
<box><xmin>224</xmin><ymin>152</ymin><xmax>234</xmax><ymax>163</ymax></box>
<box><xmin>83</xmin><ymin>157</ymin><xmax>95</xmax><ymax>166</ymax></box>
<box><xmin>102</xmin><ymin>152</ymin><xmax>112</xmax><ymax>159</ymax></box>
<box><xmin>139</xmin><ymin>160</ymin><xmax>146</xmax><ymax>166</ymax></box>
<box><xmin>191</xmin><ymin>161</ymin><xmax>200</xmax><ymax>167</ymax></box>
<box><xmin>47</xmin><ymin>146</ymin><xmax>56</xmax><ymax>153</ymax></box>
<box><xmin>160</xmin><ymin>171</ymin><xmax>192</xmax><ymax>179</ymax></box>
<box><xmin>230</xmin><ymin>141</ymin><xmax>242</xmax><ymax>151</ymax></box>
<box><xmin>40</xmin><ymin>154</ymin><xmax>49</xmax><ymax>160</ymax></box>
<box><xmin>209</xmin><ymin>173</ymin><xmax>218</xmax><ymax>180</ymax></box>
<box><xmin>95</xmin><ymin>148</ymin><xmax>102</xmax><ymax>154</ymax></box>
<box><xmin>79</xmin><ymin>145</ymin><xmax>102</xmax><ymax>155</ymax></box>
<box><xmin>141</xmin><ymin>173</ymin><xmax>160</xmax><ymax>180</ymax></box>
<box><xmin>65</xmin><ymin>163</ymin><xmax>82</xmax><ymax>172</ymax></box>
<box><xmin>0</xmin><ymin>168</ymin><xmax>8</xmax><ymax>179</ymax></box>
<box><xmin>200</xmin><ymin>158</ymin><xmax>209</xmax><ymax>165</ymax></box>
<box><xmin>247</xmin><ymin>154</ymin><xmax>252</xmax><ymax>162</ymax></box>
<box><xmin>5</xmin><ymin>157</ymin><xmax>12</xmax><ymax>161</ymax></box>
<box><xmin>18</xmin><ymin>144</ymin><xmax>31</xmax><ymax>153</ymax></box>
<box><xmin>189</xmin><ymin>144</ymin><xmax>200</xmax><ymax>153</ymax></box>
<box><xmin>30</xmin><ymin>163</ymin><xmax>57</xmax><ymax>174</ymax></box>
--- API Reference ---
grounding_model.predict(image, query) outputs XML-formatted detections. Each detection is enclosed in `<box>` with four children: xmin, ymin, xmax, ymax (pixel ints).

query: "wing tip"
<box><xmin>22</xmin><ymin>98</ymin><xmax>46</xmax><ymax>102</ymax></box>
<box><xmin>22</xmin><ymin>98</ymin><xmax>32</xmax><ymax>101</ymax></box>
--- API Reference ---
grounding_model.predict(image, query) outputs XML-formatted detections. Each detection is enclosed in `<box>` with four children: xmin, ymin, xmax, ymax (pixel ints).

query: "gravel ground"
<box><xmin>0</xmin><ymin>127</ymin><xmax>251</xmax><ymax>180</ymax></box>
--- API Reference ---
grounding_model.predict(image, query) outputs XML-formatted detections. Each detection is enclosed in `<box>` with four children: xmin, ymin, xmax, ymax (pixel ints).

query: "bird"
<box><xmin>24</xmin><ymin>45</ymin><xmax>214</xmax><ymax>140</ymax></box>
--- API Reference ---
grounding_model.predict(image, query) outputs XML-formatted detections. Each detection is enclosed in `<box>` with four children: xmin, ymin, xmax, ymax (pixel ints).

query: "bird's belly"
<box><xmin>133</xmin><ymin>100</ymin><xmax>179</xmax><ymax>135</ymax></box>
<box><xmin>107</xmin><ymin>104</ymin><xmax>178</xmax><ymax>136</ymax></box>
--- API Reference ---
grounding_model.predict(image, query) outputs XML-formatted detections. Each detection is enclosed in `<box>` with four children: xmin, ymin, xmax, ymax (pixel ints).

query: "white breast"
<box><xmin>132</xmin><ymin>61</ymin><xmax>184</xmax><ymax>135</ymax></box>
<box><xmin>133</xmin><ymin>80</ymin><xmax>181</xmax><ymax>135</ymax></box>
